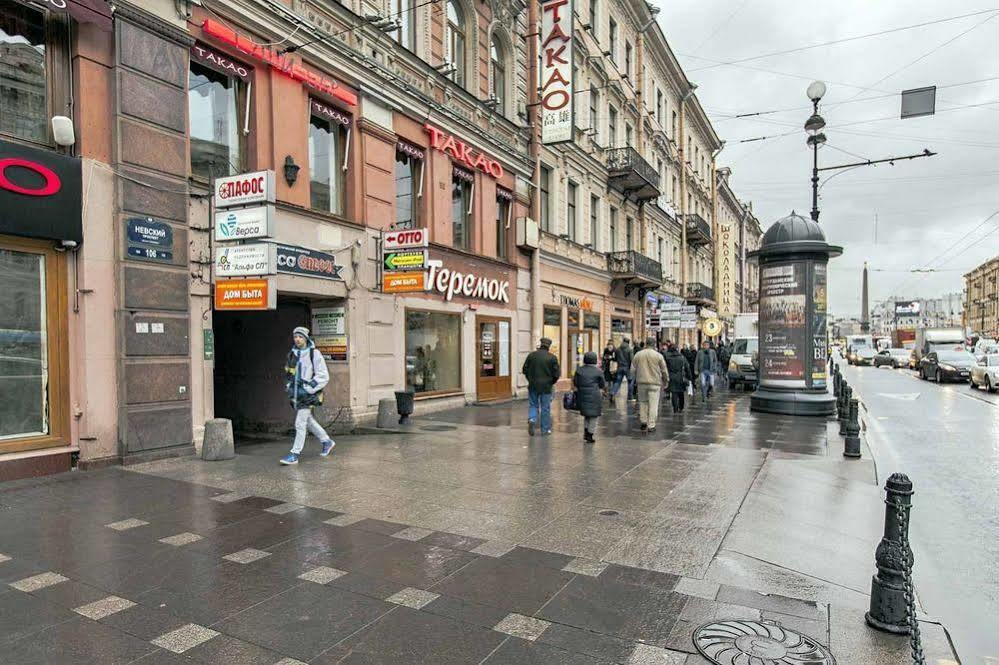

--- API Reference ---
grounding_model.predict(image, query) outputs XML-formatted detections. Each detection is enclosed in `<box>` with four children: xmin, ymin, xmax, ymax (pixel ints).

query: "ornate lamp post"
<box><xmin>805</xmin><ymin>81</ymin><xmax>827</xmax><ymax>223</ymax></box>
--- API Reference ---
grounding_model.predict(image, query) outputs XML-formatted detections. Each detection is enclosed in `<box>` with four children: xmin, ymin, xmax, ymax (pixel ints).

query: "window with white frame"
<box><xmin>446</xmin><ymin>0</ymin><xmax>466</xmax><ymax>86</ymax></box>
<box><xmin>490</xmin><ymin>35</ymin><xmax>506</xmax><ymax>112</ymax></box>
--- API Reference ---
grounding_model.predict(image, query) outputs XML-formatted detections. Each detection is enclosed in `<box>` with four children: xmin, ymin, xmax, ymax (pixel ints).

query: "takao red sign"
<box><xmin>424</xmin><ymin>125</ymin><xmax>504</xmax><ymax>179</ymax></box>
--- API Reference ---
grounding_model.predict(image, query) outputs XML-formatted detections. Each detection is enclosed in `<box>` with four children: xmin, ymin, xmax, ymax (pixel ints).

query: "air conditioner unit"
<box><xmin>517</xmin><ymin>217</ymin><xmax>540</xmax><ymax>249</ymax></box>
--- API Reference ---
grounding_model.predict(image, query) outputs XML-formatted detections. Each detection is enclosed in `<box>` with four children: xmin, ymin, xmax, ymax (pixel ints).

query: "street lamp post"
<box><xmin>805</xmin><ymin>81</ymin><xmax>827</xmax><ymax>223</ymax></box>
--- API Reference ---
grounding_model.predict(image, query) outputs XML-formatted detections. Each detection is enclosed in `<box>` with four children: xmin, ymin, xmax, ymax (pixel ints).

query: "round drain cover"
<box><xmin>419</xmin><ymin>425</ymin><xmax>458</xmax><ymax>432</ymax></box>
<box><xmin>693</xmin><ymin>619</ymin><xmax>836</xmax><ymax>665</ymax></box>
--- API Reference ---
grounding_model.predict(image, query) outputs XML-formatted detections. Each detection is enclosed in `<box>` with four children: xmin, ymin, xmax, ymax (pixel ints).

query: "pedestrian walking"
<box><xmin>633</xmin><ymin>336</ymin><xmax>669</xmax><ymax>431</ymax></box>
<box><xmin>694</xmin><ymin>340</ymin><xmax>718</xmax><ymax>400</ymax></box>
<box><xmin>717</xmin><ymin>342</ymin><xmax>730</xmax><ymax>378</ymax></box>
<box><xmin>281</xmin><ymin>326</ymin><xmax>335</xmax><ymax>465</ymax></box>
<box><xmin>601</xmin><ymin>341</ymin><xmax>616</xmax><ymax>387</ymax></box>
<box><xmin>664</xmin><ymin>343</ymin><xmax>692</xmax><ymax>412</ymax></box>
<box><xmin>522</xmin><ymin>337</ymin><xmax>560</xmax><ymax>436</ymax></box>
<box><xmin>572</xmin><ymin>351</ymin><xmax>605</xmax><ymax>444</ymax></box>
<box><xmin>682</xmin><ymin>344</ymin><xmax>696</xmax><ymax>371</ymax></box>
<box><xmin>609</xmin><ymin>337</ymin><xmax>633</xmax><ymax>405</ymax></box>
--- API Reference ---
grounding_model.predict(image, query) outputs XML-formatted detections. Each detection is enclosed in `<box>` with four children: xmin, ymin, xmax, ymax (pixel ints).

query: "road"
<box><xmin>837</xmin><ymin>354</ymin><xmax>999</xmax><ymax>664</ymax></box>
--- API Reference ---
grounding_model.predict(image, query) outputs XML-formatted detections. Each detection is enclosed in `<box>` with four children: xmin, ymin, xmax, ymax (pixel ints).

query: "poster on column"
<box><xmin>759</xmin><ymin>261</ymin><xmax>807</xmax><ymax>387</ymax></box>
<box><xmin>811</xmin><ymin>264</ymin><xmax>828</xmax><ymax>387</ymax></box>
<box><xmin>311</xmin><ymin>307</ymin><xmax>348</xmax><ymax>362</ymax></box>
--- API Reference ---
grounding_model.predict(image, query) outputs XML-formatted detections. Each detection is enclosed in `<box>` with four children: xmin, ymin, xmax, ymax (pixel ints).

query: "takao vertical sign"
<box><xmin>540</xmin><ymin>0</ymin><xmax>574</xmax><ymax>144</ymax></box>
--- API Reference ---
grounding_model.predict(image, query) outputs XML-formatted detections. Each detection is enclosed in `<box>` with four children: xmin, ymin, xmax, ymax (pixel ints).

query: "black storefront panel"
<box><xmin>0</xmin><ymin>139</ymin><xmax>83</xmax><ymax>244</ymax></box>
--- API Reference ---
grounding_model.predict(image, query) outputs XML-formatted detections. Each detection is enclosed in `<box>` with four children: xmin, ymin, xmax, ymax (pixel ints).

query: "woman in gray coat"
<box><xmin>573</xmin><ymin>351</ymin><xmax>606</xmax><ymax>443</ymax></box>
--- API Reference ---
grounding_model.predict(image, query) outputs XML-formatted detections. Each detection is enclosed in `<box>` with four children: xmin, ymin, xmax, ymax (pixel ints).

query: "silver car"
<box><xmin>970</xmin><ymin>354</ymin><xmax>999</xmax><ymax>392</ymax></box>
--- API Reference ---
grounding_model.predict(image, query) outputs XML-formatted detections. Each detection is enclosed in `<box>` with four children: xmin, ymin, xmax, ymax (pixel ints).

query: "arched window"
<box><xmin>490</xmin><ymin>35</ymin><xmax>506</xmax><ymax>112</ymax></box>
<box><xmin>446</xmin><ymin>0</ymin><xmax>466</xmax><ymax>86</ymax></box>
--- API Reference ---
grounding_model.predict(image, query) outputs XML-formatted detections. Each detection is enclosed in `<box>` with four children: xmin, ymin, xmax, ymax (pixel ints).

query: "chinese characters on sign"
<box><xmin>759</xmin><ymin>262</ymin><xmax>807</xmax><ymax>387</ymax></box>
<box><xmin>540</xmin><ymin>0</ymin><xmax>574</xmax><ymax>144</ymax></box>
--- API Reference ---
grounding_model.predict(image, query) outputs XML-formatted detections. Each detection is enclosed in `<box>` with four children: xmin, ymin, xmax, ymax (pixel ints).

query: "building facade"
<box><xmin>0</xmin><ymin>0</ymin><xmax>752</xmax><ymax>479</ymax></box>
<box><xmin>965</xmin><ymin>259</ymin><xmax>999</xmax><ymax>337</ymax></box>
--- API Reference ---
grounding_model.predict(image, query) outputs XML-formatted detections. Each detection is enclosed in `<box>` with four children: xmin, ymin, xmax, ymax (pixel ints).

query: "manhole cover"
<box><xmin>598</xmin><ymin>509</ymin><xmax>619</xmax><ymax>516</ymax></box>
<box><xmin>693</xmin><ymin>619</ymin><xmax>836</xmax><ymax>664</ymax></box>
<box><xmin>420</xmin><ymin>425</ymin><xmax>458</xmax><ymax>432</ymax></box>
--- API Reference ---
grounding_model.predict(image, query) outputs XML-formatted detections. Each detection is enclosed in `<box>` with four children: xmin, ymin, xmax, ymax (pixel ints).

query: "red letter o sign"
<box><xmin>0</xmin><ymin>158</ymin><xmax>61</xmax><ymax>196</ymax></box>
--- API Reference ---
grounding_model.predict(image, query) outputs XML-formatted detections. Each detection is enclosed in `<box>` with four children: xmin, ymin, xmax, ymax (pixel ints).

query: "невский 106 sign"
<box><xmin>540</xmin><ymin>0</ymin><xmax>574</xmax><ymax>144</ymax></box>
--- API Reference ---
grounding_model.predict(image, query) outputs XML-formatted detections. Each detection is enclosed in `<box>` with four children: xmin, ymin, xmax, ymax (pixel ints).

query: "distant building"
<box><xmin>964</xmin><ymin>257</ymin><xmax>999</xmax><ymax>337</ymax></box>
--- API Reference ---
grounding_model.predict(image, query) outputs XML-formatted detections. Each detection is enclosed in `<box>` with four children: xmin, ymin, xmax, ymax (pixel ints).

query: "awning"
<box><xmin>46</xmin><ymin>0</ymin><xmax>113</xmax><ymax>32</ymax></box>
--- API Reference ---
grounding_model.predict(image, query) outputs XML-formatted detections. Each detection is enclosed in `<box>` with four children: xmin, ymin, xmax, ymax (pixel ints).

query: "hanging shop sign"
<box><xmin>126</xmin><ymin>217</ymin><xmax>174</xmax><ymax>263</ymax></box>
<box><xmin>0</xmin><ymin>138</ymin><xmax>82</xmax><ymax>243</ymax></box>
<box><xmin>540</xmin><ymin>0</ymin><xmax>574</xmax><ymax>144</ymax></box>
<box><xmin>214</xmin><ymin>205</ymin><xmax>274</xmax><ymax>241</ymax></box>
<box><xmin>191</xmin><ymin>42</ymin><xmax>251</xmax><ymax>80</ymax></box>
<box><xmin>214</xmin><ymin>277</ymin><xmax>277</xmax><ymax>310</ymax></box>
<box><xmin>383</xmin><ymin>271</ymin><xmax>426</xmax><ymax>293</ymax></box>
<box><xmin>213</xmin><ymin>170</ymin><xmax>275</xmax><ymax>209</ymax></box>
<box><xmin>426</xmin><ymin>260</ymin><xmax>510</xmax><ymax>303</ymax></box>
<box><xmin>214</xmin><ymin>243</ymin><xmax>277</xmax><ymax>277</ymax></box>
<box><xmin>201</xmin><ymin>19</ymin><xmax>358</xmax><ymax>107</ymax></box>
<box><xmin>310</xmin><ymin>98</ymin><xmax>351</xmax><ymax>126</ymax></box>
<box><xmin>383</xmin><ymin>228</ymin><xmax>428</xmax><ymax>250</ymax></box>
<box><xmin>276</xmin><ymin>244</ymin><xmax>343</xmax><ymax>280</ymax></box>
<box><xmin>383</xmin><ymin>250</ymin><xmax>428</xmax><ymax>272</ymax></box>
<box><xmin>311</xmin><ymin>306</ymin><xmax>348</xmax><ymax>362</ymax></box>
<box><xmin>424</xmin><ymin>125</ymin><xmax>504</xmax><ymax>178</ymax></box>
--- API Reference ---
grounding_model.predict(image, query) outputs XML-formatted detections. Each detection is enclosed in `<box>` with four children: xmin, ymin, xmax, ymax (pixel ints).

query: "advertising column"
<box><xmin>759</xmin><ymin>262</ymin><xmax>807</xmax><ymax>389</ymax></box>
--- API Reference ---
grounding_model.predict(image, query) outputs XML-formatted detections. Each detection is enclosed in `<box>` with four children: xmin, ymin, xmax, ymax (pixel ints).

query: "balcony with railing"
<box><xmin>608</xmin><ymin>250</ymin><xmax>663</xmax><ymax>296</ymax></box>
<box><xmin>686</xmin><ymin>282</ymin><xmax>715</xmax><ymax>304</ymax></box>
<box><xmin>606</xmin><ymin>147</ymin><xmax>661</xmax><ymax>202</ymax></box>
<box><xmin>684</xmin><ymin>213</ymin><xmax>711</xmax><ymax>246</ymax></box>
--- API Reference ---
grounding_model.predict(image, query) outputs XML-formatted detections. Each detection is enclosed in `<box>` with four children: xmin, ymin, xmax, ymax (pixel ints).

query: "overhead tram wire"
<box><xmin>683</xmin><ymin>8</ymin><xmax>999</xmax><ymax>73</ymax></box>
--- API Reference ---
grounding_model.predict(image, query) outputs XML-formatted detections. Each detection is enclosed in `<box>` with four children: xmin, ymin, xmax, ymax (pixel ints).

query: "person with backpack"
<box><xmin>572</xmin><ymin>351</ymin><xmax>606</xmax><ymax>443</ymax></box>
<box><xmin>281</xmin><ymin>326</ymin><xmax>334</xmax><ymax>465</ymax></box>
<box><xmin>522</xmin><ymin>337</ymin><xmax>560</xmax><ymax>436</ymax></box>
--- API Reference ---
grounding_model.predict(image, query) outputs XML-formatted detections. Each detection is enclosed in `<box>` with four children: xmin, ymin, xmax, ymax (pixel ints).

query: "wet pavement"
<box><xmin>0</xmin><ymin>382</ymin><xmax>959</xmax><ymax>663</ymax></box>
<box><xmin>840</xmin><ymin>354</ymin><xmax>999</xmax><ymax>664</ymax></box>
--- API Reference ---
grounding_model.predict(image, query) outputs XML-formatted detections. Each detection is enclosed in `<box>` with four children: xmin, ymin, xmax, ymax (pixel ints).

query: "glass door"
<box><xmin>0</xmin><ymin>248</ymin><xmax>47</xmax><ymax>441</ymax></box>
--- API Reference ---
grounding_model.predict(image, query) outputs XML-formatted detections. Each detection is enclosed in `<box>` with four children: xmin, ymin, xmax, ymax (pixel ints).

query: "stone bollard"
<box><xmin>838</xmin><ymin>385</ymin><xmax>851</xmax><ymax>434</ymax></box>
<box><xmin>866</xmin><ymin>473</ymin><xmax>915</xmax><ymax>634</ymax></box>
<box><xmin>376</xmin><ymin>398</ymin><xmax>397</xmax><ymax>428</ymax></box>
<box><xmin>844</xmin><ymin>398</ymin><xmax>861</xmax><ymax>458</ymax></box>
<box><xmin>202</xmin><ymin>418</ymin><xmax>235</xmax><ymax>461</ymax></box>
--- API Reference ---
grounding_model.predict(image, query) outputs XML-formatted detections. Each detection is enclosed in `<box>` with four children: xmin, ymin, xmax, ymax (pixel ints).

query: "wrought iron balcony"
<box><xmin>608</xmin><ymin>250</ymin><xmax>663</xmax><ymax>296</ymax></box>
<box><xmin>684</xmin><ymin>213</ymin><xmax>711</xmax><ymax>246</ymax></box>
<box><xmin>606</xmin><ymin>147</ymin><xmax>661</xmax><ymax>202</ymax></box>
<box><xmin>686</xmin><ymin>282</ymin><xmax>715</xmax><ymax>303</ymax></box>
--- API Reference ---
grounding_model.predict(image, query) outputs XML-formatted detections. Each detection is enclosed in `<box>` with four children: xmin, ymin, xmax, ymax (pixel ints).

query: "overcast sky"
<box><xmin>657</xmin><ymin>1</ymin><xmax>999</xmax><ymax>318</ymax></box>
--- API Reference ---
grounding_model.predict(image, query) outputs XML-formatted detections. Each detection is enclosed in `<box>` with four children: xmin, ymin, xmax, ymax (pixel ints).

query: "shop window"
<box><xmin>543</xmin><ymin>307</ymin><xmax>562</xmax><ymax>371</ymax></box>
<box><xmin>611</xmin><ymin>317</ymin><xmax>632</xmax><ymax>346</ymax></box>
<box><xmin>406</xmin><ymin>310</ymin><xmax>461</xmax><ymax>394</ymax></box>
<box><xmin>540</xmin><ymin>164</ymin><xmax>552</xmax><ymax>232</ymax></box>
<box><xmin>189</xmin><ymin>62</ymin><xmax>245</xmax><ymax>180</ymax></box>
<box><xmin>589</xmin><ymin>195</ymin><xmax>599</xmax><ymax>250</ymax></box>
<box><xmin>566</xmin><ymin>181</ymin><xmax>577</xmax><ymax>242</ymax></box>
<box><xmin>309</xmin><ymin>111</ymin><xmax>348</xmax><ymax>215</ymax></box>
<box><xmin>496</xmin><ymin>188</ymin><xmax>512</xmax><ymax>260</ymax></box>
<box><xmin>0</xmin><ymin>2</ymin><xmax>51</xmax><ymax>143</ymax></box>
<box><xmin>0</xmin><ymin>248</ymin><xmax>46</xmax><ymax>439</ymax></box>
<box><xmin>446</xmin><ymin>0</ymin><xmax>466</xmax><ymax>87</ymax></box>
<box><xmin>451</xmin><ymin>167</ymin><xmax>473</xmax><ymax>250</ymax></box>
<box><xmin>490</xmin><ymin>35</ymin><xmax>507</xmax><ymax>113</ymax></box>
<box><xmin>395</xmin><ymin>142</ymin><xmax>424</xmax><ymax>229</ymax></box>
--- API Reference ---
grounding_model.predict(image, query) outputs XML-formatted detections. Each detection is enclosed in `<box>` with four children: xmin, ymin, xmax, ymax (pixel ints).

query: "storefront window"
<box><xmin>0</xmin><ymin>248</ymin><xmax>47</xmax><ymax>439</ymax></box>
<box><xmin>611</xmin><ymin>317</ymin><xmax>632</xmax><ymax>347</ymax></box>
<box><xmin>189</xmin><ymin>62</ymin><xmax>242</xmax><ymax>180</ymax></box>
<box><xmin>406</xmin><ymin>310</ymin><xmax>461</xmax><ymax>394</ymax></box>
<box><xmin>0</xmin><ymin>2</ymin><xmax>47</xmax><ymax>143</ymax></box>
<box><xmin>395</xmin><ymin>142</ymin><xmax>423</xmax><ymax>229</ymax></box>
<box><xmin>451</xmin><ymin>167</ymin><xmax>473</xmax><ymax>250</ymax></box>
<box><xmin>542</xmin><ymin>307</ymin><xmax>562</xmax><ymax>374</ymax></box>
<box><xmin>309</xmin><ymin>112</ymin><xmax>347</xmax><ymax>215</ymax></box>
<box><xmin>496</xmin><ymin>188</ymin><xmax>512</xmax><ymax>260</ymax></box>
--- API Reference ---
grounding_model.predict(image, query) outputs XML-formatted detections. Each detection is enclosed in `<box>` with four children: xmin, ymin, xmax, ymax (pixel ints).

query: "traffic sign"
<box><xmin>383</xmin><ymin>228</ymin><xmax>428</xmax><ymax>250</ymax></box>
<box><xmin>382</xmin><ymin>271</ymin><xmax>426</xmax><ymax>293</ymax></box>
<box><xmin>383</xmin><ymin>250</ymin><xmax>428</xmax><ymax>271</ymax></box>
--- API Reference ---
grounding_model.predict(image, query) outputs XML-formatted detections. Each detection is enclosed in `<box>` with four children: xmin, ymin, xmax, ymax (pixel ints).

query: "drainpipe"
<box><xmin>528</xmin><ymin>0</ymin><xmax>541</xmax><ymax>347</ymax></box>
<box><xmin>678</xmin><ymin>84</ymin><xmax>695</xmax><ymax>343</ymax></box>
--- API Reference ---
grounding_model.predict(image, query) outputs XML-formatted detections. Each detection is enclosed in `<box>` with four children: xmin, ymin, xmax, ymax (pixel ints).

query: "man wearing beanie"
<box><xmin>280</xmin><ymin>326</ymin><xmax>335</xmax><ymax>465</ymax></box>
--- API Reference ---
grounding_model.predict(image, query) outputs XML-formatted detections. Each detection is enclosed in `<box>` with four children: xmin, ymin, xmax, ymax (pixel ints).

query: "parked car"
<box><xmin>918</xmin><ymin>350</ymin><xmax>977</xmax><ymax>382</ymax></box>
<box><xmin>970</xmin><ymin>354</ymin><xmax>999</xmax><ymax>392</ymax></box>
<box><xmin>873</xmin><ymin>348</ymin><xmax>910</xmax><ymax>368</ymax></box>
<box><xmin>972</xmin><ymin>340</ymin><xmax>998</xmax><ymax>363</ymax></box>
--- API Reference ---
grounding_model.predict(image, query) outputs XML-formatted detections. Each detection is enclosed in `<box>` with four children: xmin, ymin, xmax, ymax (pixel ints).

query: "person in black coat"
<box><xmin>572</xmin><ymin>351</ymin><xmax>606</xmax><ymax>444</ymax></box>
<box><xmin>664</xmin><ymin>344</ymin><xmax>692</xmax><ymax>413</ymax></box>
<box><xmin>601</xmin><ymin>341</ymin><xmax>616</xmax><ymax>386</ymax></box>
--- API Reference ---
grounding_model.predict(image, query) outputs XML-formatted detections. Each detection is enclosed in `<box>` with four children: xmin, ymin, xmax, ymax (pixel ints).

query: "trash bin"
<box><xmin>395</xmin><ymin>390</ymin><xmax>415</xmax><ymax>424</ymax></box>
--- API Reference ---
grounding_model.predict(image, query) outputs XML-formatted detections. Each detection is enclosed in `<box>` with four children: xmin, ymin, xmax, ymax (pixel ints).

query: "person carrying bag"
<box><xmin>280</xmin><ymin>326</ymin><xmax>335</xmax><ymax>465</ymax></box>
<box><xmin>572</xmin><ymin>352</ymin><xmax>606</xmax><ymax>443</ymax></box>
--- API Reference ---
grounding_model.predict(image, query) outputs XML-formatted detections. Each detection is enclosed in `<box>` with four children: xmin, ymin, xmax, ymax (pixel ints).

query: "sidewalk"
<box><xmin>0</xmin><ymin>385</ymin><xmax>958</xmax><ymax>663</ymax></box>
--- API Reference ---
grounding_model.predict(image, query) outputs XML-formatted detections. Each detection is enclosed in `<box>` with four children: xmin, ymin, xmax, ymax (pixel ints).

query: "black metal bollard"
<box><xmin>866</xmin><ymin>473</ymin><xmax>914</xmax><ymax>634</ymax></box>
<box><xmin>839</xmin><ymin>385</ymin><xmax>851</xmax><ymax>434</ymax></box>
<box><xmin>833</xmin><ymin>368</ymin><xmax>841</xmax><ymax>397</ymax></box>
<box><xmin>844</xmin><ymin>398</ymin><xmax>861</xmax><ymax>458</ymax></box>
